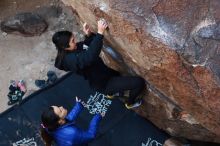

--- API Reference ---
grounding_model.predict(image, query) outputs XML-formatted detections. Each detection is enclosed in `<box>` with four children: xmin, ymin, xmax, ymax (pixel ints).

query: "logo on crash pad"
<box><xmin>13</xmin><ymin>137</ymin><xmax>37</xmax><ymax>146</ymax></box>
<box><xmin>142</xmin><ymin>137</ymin><xmax>162</xmax><ymax>146</ymax></box>
<box><xmin>85</xmin><ymin>92</ymin><xmax>112</xmax><ymax>115</ymax></box>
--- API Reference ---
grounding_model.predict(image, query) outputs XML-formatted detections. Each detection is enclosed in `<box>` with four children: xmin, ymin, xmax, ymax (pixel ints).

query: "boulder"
<box><xmin>61</xmin><ymin>0</ymin><xmax>220</xmax><ymax>143</ymax></box>
<box><xmin>1</xmin><ymin>12</ymin><xmax>47</xmax><ymax>36</ymax></box>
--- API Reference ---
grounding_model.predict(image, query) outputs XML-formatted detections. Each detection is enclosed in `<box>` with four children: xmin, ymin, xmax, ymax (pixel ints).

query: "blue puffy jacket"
<box><xmin>51</xmin><ymin>102</ymin><xmax>101</xmax><ymax>146</ymax></box>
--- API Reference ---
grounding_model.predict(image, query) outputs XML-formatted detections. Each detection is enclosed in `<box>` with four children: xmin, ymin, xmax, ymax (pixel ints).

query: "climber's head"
<box><xmin>52</xmin><ymin>31</ymin><xmax>77</xmax><ymax>52</ymax></box>
<box><xmin>41</xmin><ymin>105</ymin><xmax>68</xmax><ymax>130</ymax></box>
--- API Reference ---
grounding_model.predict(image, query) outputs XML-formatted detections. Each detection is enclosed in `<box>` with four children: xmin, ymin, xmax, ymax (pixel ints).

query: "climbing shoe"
<box><xmin>47</xmin><ymin>70</ymin><xmax>57</xmax><ymax>84</ymax></box>
<box><xmin>35</xmin><ymin>79</ymin><xmax>48</xmax><ymax>89</ymax></box>
<box><xmin>106</xmin><ymin>95</ymin><xmax>114</xmax><ymax>99</ymax></box>
<box><xmin>125</xmin><ymin>99</ymin><xmax>142</xmax><ymax>109</ymax></box>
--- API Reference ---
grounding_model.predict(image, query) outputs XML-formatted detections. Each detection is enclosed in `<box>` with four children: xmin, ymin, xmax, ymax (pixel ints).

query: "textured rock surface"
<box><xmin>1</xmin><ymin>12</ymin><xmax>48</xmax><ymax>36</ymax></box>
<box><xmin>61</xmin><ymin>0</ymin><xmax>220</xmax><ymax>143</ymax></box>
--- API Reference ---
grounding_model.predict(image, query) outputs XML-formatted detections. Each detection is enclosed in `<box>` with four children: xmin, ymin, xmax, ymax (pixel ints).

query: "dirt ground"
<box><xmin>0</xmin><ymin>0</ymin><xmax>84</xmax><ymax>113</ymax></box>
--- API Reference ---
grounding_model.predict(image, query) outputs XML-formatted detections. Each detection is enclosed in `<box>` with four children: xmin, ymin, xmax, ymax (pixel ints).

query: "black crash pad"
<box><xmin>0</xmin><ymin>73</ymin><xmax>169</xmax><ymax>146</ymax></box>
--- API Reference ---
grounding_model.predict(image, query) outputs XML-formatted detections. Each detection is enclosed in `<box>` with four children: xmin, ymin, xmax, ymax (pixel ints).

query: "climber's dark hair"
<box><xmin>52</xmin><ymin>31</ymin><xmax>72</xmax><ymax>70</ymax></box>
<box><xmin>41</xmin><ymin>106</ymin><xmax>60</xmax><ymax>130</ymax></box>
<box><xmin>40</xmin><ymin>106</ymin><xmax>61</xmax><ymax>146</ymax></box>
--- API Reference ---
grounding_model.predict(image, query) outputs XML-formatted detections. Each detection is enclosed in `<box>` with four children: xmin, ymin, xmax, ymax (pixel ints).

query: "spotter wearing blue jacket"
<box><xmin>51</xmin><ymin>102</ymin><xmax>101</xmax><ymax>146</ymax></box>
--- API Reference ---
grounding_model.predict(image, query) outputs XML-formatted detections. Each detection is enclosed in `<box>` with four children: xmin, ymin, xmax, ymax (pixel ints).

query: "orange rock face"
<box><xmin>62</xmin><ymin>0</ymin><xmax>220</xmax><ymax>143</ymax></box>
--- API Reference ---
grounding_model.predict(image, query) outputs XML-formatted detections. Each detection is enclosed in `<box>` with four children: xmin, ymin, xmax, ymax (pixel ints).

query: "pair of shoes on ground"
<box><xmin>9</xmin><ymin>80</ymin><xmax>26</xmax><ymax>92</ymax></box>
<box><xmin>35</xmin><ymin>71</ymin><xmax>57</xmax><ymax>89</ymax></box>
<box><xmin>7</xmin><ymin>80</ymin><xmax>26</xmax><ymax>105</ymax></box>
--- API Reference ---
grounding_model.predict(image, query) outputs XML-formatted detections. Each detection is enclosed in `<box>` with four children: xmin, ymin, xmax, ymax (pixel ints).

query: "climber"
<box><xmin>40</xmin><ymin>96</ymin><xmax>104</xmax><ymax>146</ymax></box>
<box><xmin>52</xmin><ymin>19</ymin><xmax>145</xmax><ymax>109</ymax></box>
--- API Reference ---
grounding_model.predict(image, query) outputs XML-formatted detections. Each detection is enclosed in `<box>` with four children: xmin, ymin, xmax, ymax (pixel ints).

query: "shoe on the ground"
<box><xmin>125</xmin><ymin>100</ymin><xmax>142</xmax><ymax>109</ymax></box>
<box><xmin>35</xmin><ymin>79</ymin><xmax>48</xmax><ymax>89</ymax></box>
<box><xmin>47</xmin><ymin>75</ymin><xmax>57</xmax><ymax>84</ymax></box>
<box><xmin>7</xmin><ymin>93</ymin><xmax>19</xmax><ymax>105</ymax></box>
<box><xmin>16</xmin><ymin>90</ymin><xmax>24</xmax><ymax>104</ymax></box>
<box><xmin>47</xmin><ymin>71</ymin><xmax>57</xmax><ymax>83</ymax></box>
<box><xmin>9</xmin><ymin>85</ymin><xmax>17</xmax><ymax>93</ymax></box>
<box><xmin>17</xmin><ymin>80</ymin><xmax>26</xmax><ymax>92</ymax></box>
<box><xmin>9</xmin><ymin>80</ymin><xmax>18</xmax><ymax>92</ymax></box>
<box><xmin>47</xmin><ymin>70</ymin><xmax>56</xmax><ymax>78</ymax></box>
